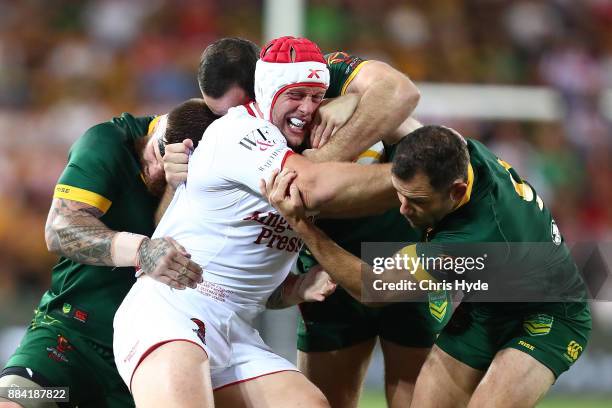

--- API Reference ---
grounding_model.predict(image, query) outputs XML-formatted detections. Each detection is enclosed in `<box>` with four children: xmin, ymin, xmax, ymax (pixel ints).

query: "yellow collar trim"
<box><xmin>454</xmin><ymin>163</ymin><xmax>474</xmax><ymax>210</ymax></box>
<box><xmin>148</xmin><ymin>115</ymin><xmax>162</xmax><ymax>135</ymax></box>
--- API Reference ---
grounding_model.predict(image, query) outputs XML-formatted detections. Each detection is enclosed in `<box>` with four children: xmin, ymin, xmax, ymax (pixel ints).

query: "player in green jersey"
<box><xmin>262</xmin><ymin>125</ymin><xmax>590</xmax><ymax>408</ymax></box>
<box><xmin>0</xmin><ymin>38</ymin><xmax>258</xmax><ymax>406</ymax></box>
<box><xmin>0</xmin><ymin>99</ymin><xmax>217</xmax><ymax>408</ymax></box>
<box><xmin>291</xmin><ymin>52</ymin><xmax>444</xmax><ymax>408</ymax></box>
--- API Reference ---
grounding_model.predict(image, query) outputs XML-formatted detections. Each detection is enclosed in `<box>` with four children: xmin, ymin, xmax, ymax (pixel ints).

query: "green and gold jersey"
<box><xmin>299</xmin><ymin>52</ymin><xmax>419</xmax><ymax>269</ymax></box>
<box><xmin>412</xmin><ymin>138</ymin><xmax>585</xmax><ymax>305</ymax></box>
<box><xmin>324</xmin><ymin>51</ymin><xmax>369</xmax><ymax>98</ymax></box>
<box><xmin>35</xmin><ymin>113</ymin><xmax>157</xmax><ymax>348</ymax></box>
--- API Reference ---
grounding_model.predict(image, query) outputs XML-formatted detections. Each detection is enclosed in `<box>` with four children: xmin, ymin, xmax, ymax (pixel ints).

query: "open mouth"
<box><xmin>288</xmin><ymin>117</ymin><xmax>306</xmax><ymax>130</ymax></box>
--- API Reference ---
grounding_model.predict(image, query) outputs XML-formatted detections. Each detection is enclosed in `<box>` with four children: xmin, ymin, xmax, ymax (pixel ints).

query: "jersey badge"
<box><xmin>62</xmin><ymin>303</ymin><xmax>72</xmax><ymax>314</ymax></box>
<box><xmin>326</xmin><ymin>51</ymin><xmax>351</xmax><ymax>65</ymax></box>
<box><xmin>47</xmin><ymin>335</ymin><xmax>74</xmax><ymax>363</ymax></box>
<box><xmin>523</xmin><ymin>314</ymin><xmax>554</xmax><ymax>336</ymax></box>
<box><xmin>74</xmin><ymin>309</ymin><xmax>89</xmax><ymax>323</ymax></box>
<box><xmin>428</xmin><ymin>290</ymin><xmax>449</xmax><ymax>323</ymax></box>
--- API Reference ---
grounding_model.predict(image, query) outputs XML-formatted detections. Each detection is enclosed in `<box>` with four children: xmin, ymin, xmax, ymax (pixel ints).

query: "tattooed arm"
<box><xmin>45</xmin><ymin>198</ymin><xmax>202</xmax><ymax>289</ymax></box>
<box><xmin>45</xmin><ymin>198</ymin><xmax>121</xmax><ymax>266</ymax></box>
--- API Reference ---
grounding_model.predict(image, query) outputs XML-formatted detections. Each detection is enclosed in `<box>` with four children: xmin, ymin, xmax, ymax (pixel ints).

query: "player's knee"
<box><xmin>134</xmin><ymin>341</ymin><xmax>210</xmax><ymax>397</ymax></box>
<box><xmin>301</xmin><ymin>387</ymin><xmax>330</xmax><ymax>408</ymax></box>
<box><xmin>419</xmin><ymin>347</ymin><xmax>442</xmax><ymax>374</ymax></box>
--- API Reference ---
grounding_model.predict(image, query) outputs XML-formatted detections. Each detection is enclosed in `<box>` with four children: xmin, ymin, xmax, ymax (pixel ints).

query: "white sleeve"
<box><xmin>212</xmin><ymin>123</ymin><xmax>294</xmax><ymax>193</ymax></box>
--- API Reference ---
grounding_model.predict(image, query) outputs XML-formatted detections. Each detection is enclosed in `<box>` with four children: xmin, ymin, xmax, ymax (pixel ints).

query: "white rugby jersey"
<box><xmin>153</xmin><ymin>104</ymin><xmax>302</xmax><ymax>316</ymax></box>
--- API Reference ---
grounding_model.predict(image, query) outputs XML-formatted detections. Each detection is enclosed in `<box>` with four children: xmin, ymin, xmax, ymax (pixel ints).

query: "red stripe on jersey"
<box><xmin>129</xmin><ymin>339</ymin><xmax>208</xmax><ymax>391</ymax></box>
<box><xmin>212</xmin><ymin>369</ymin><xmax>298</xmax><ymax>391</ymax></box>
<box><xmin>244</xmin><ymin>103</ymin><xmax>256</xmax><ymax>117</ymax></box>
<box><xmin>281</xmin><ymin>151</ymin><xmax>295</xmax><ymax>169</ymax></box>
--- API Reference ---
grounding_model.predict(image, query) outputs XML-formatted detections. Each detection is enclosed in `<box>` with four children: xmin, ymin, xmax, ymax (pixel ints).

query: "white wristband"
<box><xmin>110</xmin><ymin>232</ymin><xmax>148</xmax><ymax>267</ymax></box>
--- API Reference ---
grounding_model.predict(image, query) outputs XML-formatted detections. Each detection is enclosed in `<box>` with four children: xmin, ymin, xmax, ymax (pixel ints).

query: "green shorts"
<box><xmin>3</xmin><ymin>316</ymin><xmax>134</xmax><ymax>408</ymax></box>
<box><xmin>436</xmin><ymin>301</ymin><xmax>591</xmax><ymax>378</ymax></box>
<box><xmin>297</xmin><ymin>287</ymin><xmax>452</xmax><ymax>352</ymax></box>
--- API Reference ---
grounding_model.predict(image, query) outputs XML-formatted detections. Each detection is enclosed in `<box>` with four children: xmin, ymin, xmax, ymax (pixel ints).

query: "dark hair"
<box><xmin>392</xmin><ymin>125</ymin><xmax>469</xmax><ymax>191</ymax></box>
<box><xmin>197</xmin><ymin>37</ymin><xmax>260</xmax><ymax>99</ymax></box>
<box><xmin>164</xmin><ymin>98</ymin><xmax>220</xmax><ymax>149</ymax></box>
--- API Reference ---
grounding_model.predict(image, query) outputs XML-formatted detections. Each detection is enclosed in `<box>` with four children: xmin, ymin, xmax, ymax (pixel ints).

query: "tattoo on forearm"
<box><xmin>45</xmin><ymin>198</ymin><xmax>115</xmax><ymax>266</ymax></box>
<box><xmin>137</xmin><ymin>238</ymin><xmax>169</xmax><ymax>275</ymax></box>
<box><xmin>55</xmin><ymin>225</ymin><xmax>115</xmax><ymax>265</ymax></box>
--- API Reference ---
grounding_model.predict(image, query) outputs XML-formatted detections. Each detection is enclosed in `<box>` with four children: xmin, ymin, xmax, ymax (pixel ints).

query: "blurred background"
<box><xmin>0</xmin><ymin>0</ymin><xmax>611</xmax><ymax>406</ymax></box>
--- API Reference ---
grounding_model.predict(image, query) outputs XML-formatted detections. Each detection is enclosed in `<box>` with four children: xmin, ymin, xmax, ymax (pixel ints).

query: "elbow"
<box><xmin>296</xmin><ymin>171</ymin><xmax>334</xmax><ymax>211</ymax></box>
<box><xmin>44</xmin><ymin>223</ymin><xmax>61</xmax><ymax>254</ymax></box>
<box><xmin>397</xmin><ymin>80</ymin><xmax>420</xmax><ymax>114</ymax></box>
<box><xmin>302</xmin><ymin>185</ymin><xmax>334</xmax><ymax>212</ymax></box>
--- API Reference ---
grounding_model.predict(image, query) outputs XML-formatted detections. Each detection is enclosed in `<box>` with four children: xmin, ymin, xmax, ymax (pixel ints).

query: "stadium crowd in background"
<box><xmin>0</xmin><ymin>0</ymin><xmax>611</xmax><ymax>358</ymax></box>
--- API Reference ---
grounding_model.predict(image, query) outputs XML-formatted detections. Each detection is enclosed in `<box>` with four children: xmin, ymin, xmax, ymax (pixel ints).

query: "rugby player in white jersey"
<box><xmin>113</xmin><ymin>36</ymin><xmax>399</xmax><ymax>408</ymax></box>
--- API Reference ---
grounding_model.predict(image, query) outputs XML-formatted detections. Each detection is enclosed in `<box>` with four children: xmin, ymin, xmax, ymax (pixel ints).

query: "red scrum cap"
<box><xmin>255</xmin><ymin>36</ymin><xmax>330</xmax><ymax>120</ymax></box>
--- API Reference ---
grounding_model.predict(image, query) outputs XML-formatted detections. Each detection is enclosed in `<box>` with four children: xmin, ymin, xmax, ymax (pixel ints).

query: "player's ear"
<box><xmin>449</xmin><ymin>181</ymin><xmax>467</xmax><ymax>202</ymax></box>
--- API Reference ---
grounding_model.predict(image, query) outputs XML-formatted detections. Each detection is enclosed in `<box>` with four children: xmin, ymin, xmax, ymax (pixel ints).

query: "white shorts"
<box><xmin>113</xmin><ymin>276</ymin><xmax>297</xmax><ymax>390</ymax></box>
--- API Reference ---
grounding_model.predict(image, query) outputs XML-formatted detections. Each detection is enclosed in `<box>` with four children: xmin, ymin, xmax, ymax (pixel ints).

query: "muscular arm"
<box><xmin>310</xmin><ymin>61</ymin><xmax>420</xmax><ymax>162</ymax></box>
<box><xmin>45</xmin><ymin>198</ymin><xmax>130</xmax><ymax>266</ymax></box>
<box><xmin>383</xmin><ymin>116</ymin><xmax>424</xmax><ymax>146</ymax></box>
<box><xmin>283</xmin><ymin>154</ymin><xmax>399</xmax><ymax>217</ymax></box>
<box><xmin>290</xmin><ymin>221</ymin><xmax>427</xmax><ymax>303</ymax></box>
<box><xmin>45</xmin><ymin>197</ymin><xmax>202</xmax><ymax>288</ymax></box>
<box><xmin>262</xmin><ymin>170</ymin><xmax>430</xmax><ymax>303</ymax></box>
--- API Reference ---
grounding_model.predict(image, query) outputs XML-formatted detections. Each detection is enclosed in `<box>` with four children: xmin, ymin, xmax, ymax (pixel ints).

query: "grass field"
<box><xmin>358</xmin><ymin>391</ymin><xmax>612</xmax><ymax>407</ymax></box>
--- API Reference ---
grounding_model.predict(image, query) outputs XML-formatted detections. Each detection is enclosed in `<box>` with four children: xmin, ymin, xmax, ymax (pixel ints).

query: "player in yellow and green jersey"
<box><xmin>293</xmin><ymin>52</ymin><xmax>449</xmax><ymax>408</ymax></box>
<box><xmin>0</xmin><ymin>100</ymin><xmax>218</xmax><ymax>408</ymax></box>
<box><xmin>265</xmin><ymin>125</ymin><xmax>590</xmax><ymax>408</ymax></box>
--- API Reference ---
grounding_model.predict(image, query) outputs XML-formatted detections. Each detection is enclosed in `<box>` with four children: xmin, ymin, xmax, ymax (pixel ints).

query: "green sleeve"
<box><xmin>415</xmin><ymin>228</ymin><xmax>509</xmax><ymax>283</ymax></box>
<box><xmin>56</xmin><ymin>121</ymin><xmax>142</xmax><ymax>213</ymax></box>
<box><xmin>324</xmin><ymin>51</ymin><xmax>369</xmax><ymax>98</ymax></box>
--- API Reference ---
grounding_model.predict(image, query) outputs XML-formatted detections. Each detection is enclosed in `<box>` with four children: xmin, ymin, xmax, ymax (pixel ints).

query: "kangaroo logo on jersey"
<box><xmin>47</xmin><ymin>335</ymin><xmax>74</xmax><ymax>363</ymax></box>
<box><xmin>551</xmin><ymin>220</ymin><xmax>562</xmax><ymax>245</ymax></box>
<box><xmin>191</xmin><ymin>318</ymin><xmax>207</xmax><ymax>345</ymax></box>
<box><xmin>523</xmin><ymin>314</ymin><xmax>554</xmax><ymax>336</ymax></box>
